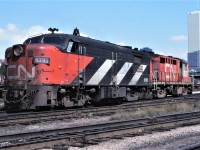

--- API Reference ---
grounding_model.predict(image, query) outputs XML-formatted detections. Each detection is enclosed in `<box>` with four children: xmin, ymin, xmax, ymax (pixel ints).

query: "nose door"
<box><xmin>77</xmin><ymin>45</ymin><xmax>87</xmax><ymax>88</ymax></box>
<box><xmin>7</xmin><ymin>45</ymin><xmax>35</xmax><ymax>82</ymax></box>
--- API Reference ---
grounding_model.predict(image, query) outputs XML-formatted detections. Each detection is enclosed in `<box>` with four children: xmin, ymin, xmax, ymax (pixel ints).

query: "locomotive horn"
<box><xmin>48</xmin><ymin>28</ymin><xmax>59</xmax><ymax>34</ymax></box>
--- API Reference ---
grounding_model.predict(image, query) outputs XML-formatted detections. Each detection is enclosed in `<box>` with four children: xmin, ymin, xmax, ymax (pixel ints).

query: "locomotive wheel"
<box><xmin>157</xmin><ymin>90</ymin><xmax>166</xmax><ymax>98</ymax></box>
<box><xmin>63</xmin><ymin>97</ymin><xmax>74</xmax><ymax>107</ymax></box>
<box><xmin>5</xmin><ymin>102</ymin><xmax>21</xmax><ymax>112</ymax></box>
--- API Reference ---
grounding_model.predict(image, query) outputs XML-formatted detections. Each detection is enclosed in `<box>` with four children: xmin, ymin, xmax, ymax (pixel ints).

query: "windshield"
<box><xmin>42</xmin><ymin>36</ymin><xmax>66</xmax><ymax>45</ymax></box>
<box><xmin>23</xmin><ymin>36</ymin><xmax>41</xmax><ymax>44</ymax></box>
<box><xmin>23</xmin><ymin>35</ymin><xmax>67</xmax><ymax>50</ymax></box>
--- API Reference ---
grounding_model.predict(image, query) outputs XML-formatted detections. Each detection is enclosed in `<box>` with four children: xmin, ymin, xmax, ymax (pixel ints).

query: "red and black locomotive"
<box><xmin>3</xmin><ymin>28</ymin><xmax>193</xmax><ymax>110</ymax></box>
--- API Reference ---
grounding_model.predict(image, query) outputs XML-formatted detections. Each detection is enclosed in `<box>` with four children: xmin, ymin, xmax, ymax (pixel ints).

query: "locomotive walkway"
<box><xmin>0</xmin><ymin>94</ymin><xmax>199</xmax><ymax>127</ymax></box>
<box><xmin>1</xmin><ymin>111</ymin><xmax>200</xmax><ymax>149</ymax></box>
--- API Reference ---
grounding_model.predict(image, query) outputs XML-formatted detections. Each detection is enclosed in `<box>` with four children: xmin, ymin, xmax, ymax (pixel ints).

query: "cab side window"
<box><xmin>66</xmin><ymin>41</ymin><xmax>74</xmax><ymax>53</ymax></box>
<box><xmin>134</xmin><ymin>56</ymin><xmax>142</xmax><ymax>64</ymax></box>
<box><xmin>66</xmin><ymin>40</ymin><xmax>86</xmax><ymax>55</ymax></box>
<box><xmin>160</xmin><ymin>57</ymin><xmax>165</xmax><ymax>63</ymax></box>
<box><xmin>78</xmin><ymin>46</ymin><xmax>86</xmax><ymax>55</ymax></box>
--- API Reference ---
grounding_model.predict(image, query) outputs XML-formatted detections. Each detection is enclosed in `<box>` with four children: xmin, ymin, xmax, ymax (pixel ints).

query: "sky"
<box><xmin>0</xmin><ymin>0</ymin><xmax>199</xmax><ymax>60</ymax></box>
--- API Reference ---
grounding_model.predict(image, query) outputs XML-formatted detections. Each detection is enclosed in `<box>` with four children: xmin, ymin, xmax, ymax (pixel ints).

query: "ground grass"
<box><xmin>110</xmin><ymin>101</ymin><xmax>200</xmax><ymax>121</ymax></box>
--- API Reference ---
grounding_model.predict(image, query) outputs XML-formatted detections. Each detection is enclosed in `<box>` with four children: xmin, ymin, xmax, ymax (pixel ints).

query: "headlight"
<box><xmin>34</xmin><ymin>57</ymin><xmax>50</xmax><ymax>64</ymax></box>
<box><xmin>13</xmin><ymin>46</ymin><xmax>23</xmax><ymax>56</ymax></box>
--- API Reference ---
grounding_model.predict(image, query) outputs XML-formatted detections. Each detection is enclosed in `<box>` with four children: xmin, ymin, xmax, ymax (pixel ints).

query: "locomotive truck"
<box><xmin>3</xmin><ymin>28</ymin><xmax>193</xmax><ymax>110</ymax></box>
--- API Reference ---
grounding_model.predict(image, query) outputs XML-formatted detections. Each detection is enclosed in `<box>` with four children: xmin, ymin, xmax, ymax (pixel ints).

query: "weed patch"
<box><xmin>110</xmin><ymin>102</ymin><xmax>200</xmax><ymax>121</ymax></box>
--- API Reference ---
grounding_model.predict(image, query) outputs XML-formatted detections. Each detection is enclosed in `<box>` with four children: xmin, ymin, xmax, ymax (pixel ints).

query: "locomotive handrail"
<box><xmin>152</xmin><ymin>71</ymin><xmax>158</xmax><ymax>90</ymax></box>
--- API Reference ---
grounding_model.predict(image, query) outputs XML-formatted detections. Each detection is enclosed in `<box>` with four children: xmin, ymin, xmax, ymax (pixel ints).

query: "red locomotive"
<box><xmin>149</xmin><ymin>54</ymin><xmax>192</xmax><ymax>98</ymax></box>
<box><xmin>3</xmin><ymin>28</ymin><xmax>193</xmax><ymax>110</ymax></box>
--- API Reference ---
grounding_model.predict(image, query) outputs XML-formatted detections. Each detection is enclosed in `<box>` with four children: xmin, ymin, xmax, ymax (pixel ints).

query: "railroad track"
<box><xmin>0</xmin><ymin>94</ymin><xmax>199</xmax><ymax>127</ymax></box>
<box><xmin>178</xmin><ymin>142</ymin><xmax>200</xmax><ymax>150</ymax></box>
<box><xmin>1</xmin><ymin>111</ymin><xmax>200</xmax><ymax>149</ymax></box>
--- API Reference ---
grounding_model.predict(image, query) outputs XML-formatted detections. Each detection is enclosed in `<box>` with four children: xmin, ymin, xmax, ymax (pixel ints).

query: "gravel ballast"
<box><xmin>1</xmin><ymin>106</ymin><xmax>200</xmax><ymax>149</ymax></box>
<box><xmin>0</xmin><ymin>116</ymin><xmax>111</xmax><ymax>136</ymax></box>
<box><xmin>69</xmin><ymin>124</ymin><xmax>200</xmax><ymax>150</ymax></box>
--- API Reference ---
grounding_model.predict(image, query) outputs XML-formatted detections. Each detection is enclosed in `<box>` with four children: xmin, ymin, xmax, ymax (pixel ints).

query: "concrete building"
<box><xmin>188</xmin><ymin>10</ymin><xmax>200</xmax><ymax>71</ymax></box>
<box><xmin>188</xmin><ymin>51</ymin><xmax>200</xmax><ymax>67</ymax></box>
<box><xmin>188</xmin><ymin>10</ymin><xmax>200</xmax><ymax>53</ymax></box>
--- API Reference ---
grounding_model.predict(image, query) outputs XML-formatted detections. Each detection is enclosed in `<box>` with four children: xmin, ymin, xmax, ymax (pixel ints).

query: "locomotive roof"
<box><xmin>25</xmin><ymin>33</ymin><xmax>147</xmax><ymax>56</ymax></box>
<box><xmin>145</xmin><ymin>49</ymin><xmax>188</xmax><ymax>62</ymax></box>
<box><xmin>24</xmin><ymin>33</ymin><xmax>188</xmax><ymax>63</ymax></box>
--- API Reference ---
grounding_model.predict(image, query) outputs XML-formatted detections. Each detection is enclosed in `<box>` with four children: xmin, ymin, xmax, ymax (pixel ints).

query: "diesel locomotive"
<box><xmin>3</xmin><ymin>28</ymin><xmax>193</xmax><ymax>110</ymax></box>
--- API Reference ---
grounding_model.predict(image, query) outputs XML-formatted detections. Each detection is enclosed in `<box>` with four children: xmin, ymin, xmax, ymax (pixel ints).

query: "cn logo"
<box><xmin>165</xmin><ymin>64</ymin><xmax>175</xmax><ymax>79</ymax></box>
<box><xmin>7</xmin><ymin>65</ymin><xmax>35</xmax><ymax>80</ymax></box>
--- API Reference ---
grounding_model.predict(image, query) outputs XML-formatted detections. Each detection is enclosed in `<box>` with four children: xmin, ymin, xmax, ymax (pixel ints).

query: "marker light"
<box><xmin>34</xmin><ymin>57</ymin><xmax>50</xmax><ymax>64</ymax></box>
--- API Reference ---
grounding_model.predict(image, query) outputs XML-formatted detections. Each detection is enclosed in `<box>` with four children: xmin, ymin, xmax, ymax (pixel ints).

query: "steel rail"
<box><xmin>178</xmin><ymin>142</ymin><xmax>200</xmax><ymax>150</ymax></box>
<box><xmin>0</xmin><ymin>94</ymin><xmax>199</xmax><ymax>127</ymax></box>
<box><xmin>1</xmin><ymin>111</ymin><xmax>200</xmax><ymax>149</ymax></box>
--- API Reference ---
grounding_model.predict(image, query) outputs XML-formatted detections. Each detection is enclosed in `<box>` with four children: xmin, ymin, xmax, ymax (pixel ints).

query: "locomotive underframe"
<box><xmin>3</xmin><ymin>85</ymin><xmax>59</xmax><ymax>110</ymax></box>
<box><xmin>3</xmin><ymin>82</ymin><xmax>193</xmax><ymax>110</ymax></box>
<box><xmin>152</xmin><ymin>83</ymin><xmax>192</xmax><ymax>98</ymax></box>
